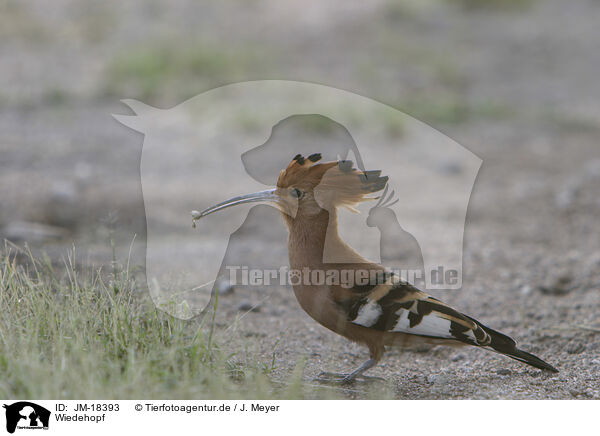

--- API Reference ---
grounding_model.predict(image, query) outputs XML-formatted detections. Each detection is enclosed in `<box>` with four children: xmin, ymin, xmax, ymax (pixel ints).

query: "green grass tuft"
<box><xmin>0</xmin><ymin>246</ymin><xmax>341</xmax><ymax>399</ymax></box>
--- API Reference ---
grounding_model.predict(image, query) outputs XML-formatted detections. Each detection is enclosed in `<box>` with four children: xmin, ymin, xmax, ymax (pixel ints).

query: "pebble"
<box><xmin>569</xmin><ymin>388</ymin><xmax>584</xmax><ymax>398</ymax></box>
<box><xmin>538</xmin><ymin>274</ymin><xmax>575</xmax><ymax>296</ymax></box>
<box><xmin>427</xmin><ymin>374</ymin><xmax>451</xmax><ymax>386</ymax></box>
<box><xmin>520</xmin><ymin>285</ymin><xmax>532</xmax><ymax>296</ymax></box>
<box><xmin>46</xmin><ymin>180</ymin><xmax>82</xmax><ymax>228</ymax></box>
<box><xmin>451</xmin><ymin>354</ymin><xmax>465</xmax><ymax>362</ymax></box>
<box><xmin>2</xmin><ymin>220</ymin><xmax>69</xmax><ymax>242</ymax></box>
<box><xmin>215</xmin><ymin>278</ymin><xmax>235</xmax><ymax>296</ymax></box>
<box><xmin>237</xmin><ymin>302</ymin><xmax>261</xmax><ymax>312</ymax></box>
<box><xmin>496</xmin><ymin>368</ymin><xmax>512</xmax><ymax>376</ymax></box>
<box><xmin>566</xmin><ymin>341</ymin><xmax>586</xmax><ymax>355</ymax></box>
<box><xmin>438</xmin><ymin>161</ymin><xmax>463</xmax><ymax>175</ymax></box>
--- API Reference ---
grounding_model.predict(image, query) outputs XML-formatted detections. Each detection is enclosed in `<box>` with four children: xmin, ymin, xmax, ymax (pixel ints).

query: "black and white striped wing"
<box><xmin>339</xmin><ymin>273</ymin><xmax>558</xmax><ymax>372</ymax></box>
<box><xmin>346</xmin><ymin>275</ymin><xmax>491</xmax><ymax>346</ymax></box>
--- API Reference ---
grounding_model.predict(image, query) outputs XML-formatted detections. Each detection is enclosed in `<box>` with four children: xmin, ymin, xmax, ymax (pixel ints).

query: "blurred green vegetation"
<box><xmin>403</xmin><ymin>97</ymin><xmax>513</xmax><ymax>125</ymax></box>
<box><xmin>104</xmin><ymin>41</ymin><xmax>269</xmax><ymax>105</ymax></box>
<box><xmin>445</xmin><ymin>0</ymin><xmax>537</xmax><ymax>11</ymax></box>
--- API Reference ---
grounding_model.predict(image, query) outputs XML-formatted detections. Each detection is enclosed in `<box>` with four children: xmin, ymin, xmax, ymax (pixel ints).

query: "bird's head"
<box><xmin>193</xmin><ymin>153</ymin><xmax>388</xmax><ymax>223</ymax></box>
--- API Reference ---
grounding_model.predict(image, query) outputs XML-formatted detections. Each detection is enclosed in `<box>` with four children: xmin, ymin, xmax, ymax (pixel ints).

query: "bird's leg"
<box><xmin>343</xmin><ymin>358</ymin><xmax>380</xmax><ymax>382</ymax></box>
<box><xmin>315</xmin><ymin>358</ymin><xmax>384</xmax><ymax>384</ymax></box>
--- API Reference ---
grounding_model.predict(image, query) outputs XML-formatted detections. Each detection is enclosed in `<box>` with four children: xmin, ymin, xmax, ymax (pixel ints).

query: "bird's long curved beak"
<box><xmin>192</xmin><ymin>188</ymin><xmax>279</xmax><ymax>220</ymax></box>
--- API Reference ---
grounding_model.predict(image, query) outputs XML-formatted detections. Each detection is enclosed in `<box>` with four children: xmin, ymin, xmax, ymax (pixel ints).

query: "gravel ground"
<box><xmin>1</xmin><ymin>0</ymin><xmax>599</xmax><ymax>399</ymax></box>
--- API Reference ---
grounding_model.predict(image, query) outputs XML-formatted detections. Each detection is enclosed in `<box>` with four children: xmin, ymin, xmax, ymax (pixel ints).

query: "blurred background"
<box><xmin>2</xmin><ymin>0</ymin><xmax>599</xmax><ymax>266</ymax></box>
<box><xmin>1</xmin><ymin>0</ymin><xmax>599</xmax><ymax>397</ymax></box>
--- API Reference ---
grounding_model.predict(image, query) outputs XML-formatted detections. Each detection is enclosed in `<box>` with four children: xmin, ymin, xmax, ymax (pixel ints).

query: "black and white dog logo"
<box><xmin>3</xmin><ymin>402</ymin><xmax>50</xmax><ymax>434</ymax></box>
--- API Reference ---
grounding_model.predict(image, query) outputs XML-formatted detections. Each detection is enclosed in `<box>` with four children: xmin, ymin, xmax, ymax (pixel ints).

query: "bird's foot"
<box><xmin>314</xmin><ymin>371</ymin><xmax>385</xmax><ymax>385</ymax></box>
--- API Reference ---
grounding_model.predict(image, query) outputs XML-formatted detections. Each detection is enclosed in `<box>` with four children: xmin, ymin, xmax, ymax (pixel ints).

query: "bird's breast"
<box><xmin>291</xmin><ymin>283</ymin><xmax>349</xmax><ymax>335</ymax></box>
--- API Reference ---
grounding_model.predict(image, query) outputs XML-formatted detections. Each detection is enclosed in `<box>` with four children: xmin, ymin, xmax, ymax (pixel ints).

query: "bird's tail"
<box><xmin>466</xmin><ymin>316</ymin><xmax>558</xmax><ymax>373</ymax></box>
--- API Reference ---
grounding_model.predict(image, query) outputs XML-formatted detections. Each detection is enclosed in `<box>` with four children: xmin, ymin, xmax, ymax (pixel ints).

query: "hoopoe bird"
<box><xmin>194</xmin><ymin>153</ymin><xmax>558</xmax><ymax>382</ymax></box>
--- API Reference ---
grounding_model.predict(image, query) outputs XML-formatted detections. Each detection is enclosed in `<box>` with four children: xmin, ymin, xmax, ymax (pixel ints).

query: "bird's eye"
<box><xmin>290</xmin><ymin>188</ymin><xmax>304</xmax><ymax>199</ymax></box>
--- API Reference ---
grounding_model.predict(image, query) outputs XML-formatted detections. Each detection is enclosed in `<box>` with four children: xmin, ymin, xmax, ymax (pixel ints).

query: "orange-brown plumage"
<box><xmin>195</xmin><ymin>153</ymin><xmax>558</xmax><ymax>382</ymax></box>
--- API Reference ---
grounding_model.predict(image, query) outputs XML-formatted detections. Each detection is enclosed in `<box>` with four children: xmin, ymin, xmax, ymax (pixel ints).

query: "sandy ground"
<box><xmin>1</xmin><ymin>0</ymin><xmax>599</xmax><ymax>399</ymax></box>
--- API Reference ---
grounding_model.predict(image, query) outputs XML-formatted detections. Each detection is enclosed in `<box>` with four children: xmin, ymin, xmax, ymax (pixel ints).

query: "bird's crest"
<box><xmin>277</xmin><ymin>154</ymin><xmax>388</xmax><ymax>211</ymax></box>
